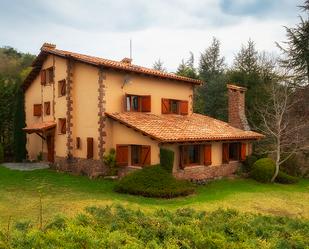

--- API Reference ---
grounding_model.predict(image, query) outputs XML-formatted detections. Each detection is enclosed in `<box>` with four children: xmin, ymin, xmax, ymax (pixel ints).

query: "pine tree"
<box><xmin>196</xmin><ymin>38</ymin><xmax>227</xmax><ymax>120</ymax></box>
<box><xmin>276</xmin><ymin>0</ymin><xmax>309</xmax><ymax>84</ymax></box>
<box><xmin>176</xmin><ymin>52</ymin><xmax>198</xmax><ymax>79</ymax></box>
<box><xmin>153</xmin><ymin>59</ymin><xmax>167</xmax><ymax>72</ymax></box>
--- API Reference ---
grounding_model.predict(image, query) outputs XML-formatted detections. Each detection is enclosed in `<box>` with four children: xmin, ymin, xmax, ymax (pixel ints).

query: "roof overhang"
<box><xmin>23</xmin><ymin>121</ymin><xmax>56</xmax><ymax>134</ymax></box>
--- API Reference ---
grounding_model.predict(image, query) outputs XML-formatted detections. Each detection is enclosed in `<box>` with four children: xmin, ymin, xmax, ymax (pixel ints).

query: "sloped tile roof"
<box><xmin>23</xmin><ymin>121</ymin><xmax>56</xmax><ymax>133</ymax></box>
<box><xmin>105</xmin><ymin>112</ymin><xmax>264</xmax><ymax>143</ymax></box>
<box><xmin>23</xmin><ymin>44</ymin><xmax>202</xmax><ymax>90</ymax></box>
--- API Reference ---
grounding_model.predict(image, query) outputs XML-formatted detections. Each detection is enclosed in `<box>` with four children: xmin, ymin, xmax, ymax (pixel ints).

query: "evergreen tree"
<box><xmin>153</xmin><ymin>59</ymin><xmax>167</xmax><ymax>72</ymax></box>
<box><xmin>276</xmin><ymin>0</ymin><xmax>309</xmax><ymax>84</ymax></box>
<box><xmin>13</xmin><ymin>86</ymin><xmax>27</xmax><ymax>162</ymax></box>
<box><xmin>176</xmin><ymin>52</ymin><xmax>198</xmax><ymax>79</ymax></box>
<box><xmin>196</xmin><ymin>37</ymin><xmax>227</xmax><ymax>120</ymax></box>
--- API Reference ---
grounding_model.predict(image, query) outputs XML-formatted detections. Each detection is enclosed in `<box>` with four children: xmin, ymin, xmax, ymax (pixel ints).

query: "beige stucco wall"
<box><xmin>107</xmin><ymin>119</ymin><xmax>160</xmax><ymax>165</ymax></box>
<box><xmin>104</xmin><ymin>71</ymin><xmax>194</xmax><ymax>115</ymax></box>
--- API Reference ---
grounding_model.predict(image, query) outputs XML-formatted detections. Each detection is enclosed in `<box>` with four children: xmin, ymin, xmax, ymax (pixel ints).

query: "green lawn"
<box><xmin>0</xmin><ymin>166</ymin><xmax>308</xmax><ymax>227</ymax></box>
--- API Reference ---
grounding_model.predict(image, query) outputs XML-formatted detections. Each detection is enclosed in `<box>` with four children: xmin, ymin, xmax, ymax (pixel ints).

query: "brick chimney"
<box><xmin>121</xmin><ymin>57</ymin><xmax>132</xmax><ymax>65</ymax></box>
<box><xmin>227</xmin><ymin>84</ymin><xmax>250</xmax><ymax>131</ymax></box>
<box><xmin>41</xmin><ymin>43</ymin><xmax>56</xmax><ymax>50</ymax></box>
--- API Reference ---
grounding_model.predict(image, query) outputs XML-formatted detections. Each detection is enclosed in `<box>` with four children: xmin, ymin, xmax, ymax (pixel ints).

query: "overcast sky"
<box><xmin>0</xmin><ymin>0</ymin><xmax>304</xmax><ymax>71</ymax></box>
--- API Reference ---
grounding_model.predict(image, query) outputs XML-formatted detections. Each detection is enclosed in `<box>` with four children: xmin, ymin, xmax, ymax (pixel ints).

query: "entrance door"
<box><xmin>46</xmin><ymin>135</ymin><xmax>55</xmax><ymax>163</ymax></box>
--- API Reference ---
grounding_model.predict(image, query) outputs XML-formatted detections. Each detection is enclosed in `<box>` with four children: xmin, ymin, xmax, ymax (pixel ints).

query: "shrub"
<box><xmin>250</xmin><ymin>158</ymin><xmax>275</xmax><ymax>183</ymax></box>
<box><xmin>114</xmin><ymin>165</ymin><xmax>195</xmax><ymax>198</ymax></box>
<box><xmin>280</xmin><ymin>155</ymin><xmax>301</xmax><ymax>177</ymax></box>
<box><xmin>276</xmin><ymin>171</ymin><xmax>299</xmax><ymax>184</ymax></box>
<box><xmin>0</xmin><ymin>143</ymin><xmax>3</xmax><ymax>163</ymax></box>
<box><xmin>160</xmin><ymin>148</ymin><xmax>174</xmax><ymax>172</ymax></box>
<box><xmin>242</xmin><ymin>155</ymin><xmax>257</xmax><ymax>172</ymax></box>
<box><xmin>103</xmin><ymin>148</ymin><xmax>117</xmax><ymax>175</ymax></box>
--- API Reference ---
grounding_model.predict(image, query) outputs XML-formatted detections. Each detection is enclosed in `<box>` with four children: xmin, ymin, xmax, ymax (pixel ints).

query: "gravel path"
<box><xmin>1</xmin><ymin>162</ymin><xmax>50</xmax><ymax>171</ymax></box>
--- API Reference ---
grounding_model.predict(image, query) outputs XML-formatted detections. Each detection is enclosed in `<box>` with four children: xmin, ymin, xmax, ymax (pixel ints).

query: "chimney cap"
<box><xmin>121</xmin><ymin>57</ymin><xmax>132</xmax><ymax>64</ymax></box>
<box><xmin>227</xmin><ymin>84</ymin><xmax>247</xmax><ymax>92</ymax></box>
<box><xmin>41</xmin><ymin>43</ymin><xmax>56</xmax><ymax>50</ymax></box>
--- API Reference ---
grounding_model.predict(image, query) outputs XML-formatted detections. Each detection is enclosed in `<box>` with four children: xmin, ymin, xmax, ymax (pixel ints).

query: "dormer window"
<box><xmin>125</xmin><ymin>94</ymin><xmax>151</xmax><ymax>112</ymax></box>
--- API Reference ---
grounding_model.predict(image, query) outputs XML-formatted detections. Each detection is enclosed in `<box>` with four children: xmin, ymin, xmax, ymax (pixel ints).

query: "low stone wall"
<box><xmin>118</xmin><ymin>166</ymin><xmax>142</xmax><ymax>178</ymax></box>
<box><xmin>51</xmin><ymin>156</ymin><xmax>106</xmax><ymax>178</ymax></box>
<box><xmin>174</xmin><ymin>162</ymin><xmax>240</xmax><ymax>180</ymax></box>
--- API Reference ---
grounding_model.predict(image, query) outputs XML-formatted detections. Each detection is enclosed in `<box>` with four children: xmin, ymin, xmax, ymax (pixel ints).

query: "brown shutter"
<box><xmin>44</xmin><ymin>102</ymin><xmax>50</xmax><ymax>115</ymax></box>
<box><xmin>240</xmin><ymin>143</ymin><xmax>247</xmax><ymax>161</ymax></box>
<box><xmin>60</xmin><ymin>80</ymin><xmax>66</xmax><ymax>96</ymax></box>
<box><xmin>222</xmin><ymin>143</ymin><xmax>229</xmax><ymax>164</ymax></box>
<box><xmin>76</xmin><ymin>137</ymin><xmax>81</xmax><ymax>149</ymax></box>
<box><xmin>116</xmin><ymin>145</ymin><xmax>129</xmax><ymax>166</ymax></box>
<box><xmin>59</xmin><ymin>119</ymin><xmax>66</xmax><ymax>134</ymax></box>
<box><xmin>141</xmin><ymin>145</ymin><xmax>151</xmax><ymax>166</ymax></box>
<box><xmin>33</xmin><ymin>104</ymin><xmax>42</xmax><ymax>116</ymax></box>
<box><xmin>161</xmin><ymin>98</ymin><xmax>170</xmax><ymax>114</ymax></box>
<box><xmin>204</xmin><ymin>144</ymin><xmax>212</xmax><ymax>166</ymax></box>
<box><xmin>48</xmin><ymin>68</ymin><xmax>54</xmax><ymax>83</ymax></box>
<box><xmin>41</xmin><ymin>70</ymin><xmax>46</xmax><ymax>85</ymax></box>
<box><xmin>141</xmin><ymin>95</ymin><xmax>151</xmax><ymax>112</ymax></box>
<box><xmin>180</xmin><ymin>100</ymin><xmax>189</xmax><ymax>115</ymax></box>
<box><xmin>87</xmin><ymin>137</ymin><xmax>94</xmax><ymax>159</ymax></box>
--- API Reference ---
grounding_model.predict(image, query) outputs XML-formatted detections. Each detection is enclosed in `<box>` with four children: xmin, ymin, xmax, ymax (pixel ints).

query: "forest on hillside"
<box><xmin>0</xmin><ymin>1</ymin><xmax>308</xmax><ymax>177</ymax></box>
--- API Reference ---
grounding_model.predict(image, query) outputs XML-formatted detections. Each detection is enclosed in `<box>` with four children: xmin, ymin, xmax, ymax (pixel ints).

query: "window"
<box><xmin>33</xmin><ymin>104</ymin><xmax>42</xmax><ymax>116</ymax></box>
<box><xmin>125</xmin><ymin>94</ymin><xmax>151</xmax><ymax>112</ymax></box>
<box><xmin>162</xmin><ymin>99</ymin><xmax>188</xmax><ymax>115</ymax></box>
<box><xmin>131</xmin><ymin>145</ymin><xmax>142</xmax><ymax>165</ymax></box>
<box><xmin>180</xmin><ymin>145</ymin><xmax>201</xmax><ymax>167</ymax></box>
<box><xmin>44</xmin><ymin>102</ymin><xmax>50</xmax><ymax>116</ymax></box>
<box><xmin>58</xmin><ymin>118</ymin><xmax>66</xmax><ymax>134</ymax></box>
<box><xmin>87</xmin><ymin>137</ymin><xmax>93</xmax><ymax>159</ymax></box>
<box><xmin>76</xmin><ymin>137</ymin><xmax>81</xmax><ymax>149</ymax></box>
<box><xmin>229</xmin><ymin>143</ymin><xmax>240</xmax><ymax>161</ymax></box>
<box><xmin>116</xmin><ymin>144</ymin><xmax>151</xmax><ymax>167</ymax></box>
<box><xmin>40</xmin><ymin>67</ymin><xmax>54</xmax><ymax>85</ymax></box>
<box><xmin>58</xmin><ymin>79</ymin><xmax>66</xmax><ymax>97</ymax></box>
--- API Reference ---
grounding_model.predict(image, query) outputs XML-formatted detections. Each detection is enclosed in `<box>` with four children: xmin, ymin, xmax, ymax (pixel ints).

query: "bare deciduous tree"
<box><xmin>256</xmin><ymin>78</ymin><xmax>308</xmax><ymax>182</ymax></box>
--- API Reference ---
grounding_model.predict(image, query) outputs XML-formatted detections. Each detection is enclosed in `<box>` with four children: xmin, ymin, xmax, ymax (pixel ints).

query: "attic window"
<box><xmin>41</xmin><ymin>67</ymin><xmax>54</xmax><ymax>85</ymax></box>
<box><xmin>125</xmin><ymin>94</ymin><xmax>151</xmax><ymax>112</ymax></box>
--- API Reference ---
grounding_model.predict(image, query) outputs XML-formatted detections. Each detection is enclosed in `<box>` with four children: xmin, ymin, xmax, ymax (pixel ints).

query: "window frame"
<box><xmin>44</xmin><ymin>101</ymin><xmax>51</xmax><ymax>116</ymax></box>
<box><xmin>181</xmin><ymin>144</ymin><xmax>201</xmax><ymax>167</ymax></box>
<box><xmin>58</xmin><ymin>118</ymin><xmax>66</xmax><ymax>135</ymax></box>
<box><xmin>33</xmin><ymin>104</ymin><xmax>42</xmax><ymax>117</ymax></box>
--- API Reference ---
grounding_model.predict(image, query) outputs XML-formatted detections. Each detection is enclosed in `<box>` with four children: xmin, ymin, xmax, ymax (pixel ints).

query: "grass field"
<box><xmin>0</xmin><ymin>166</ymin><xmax>308</xmax><ymax>227</ymax></box>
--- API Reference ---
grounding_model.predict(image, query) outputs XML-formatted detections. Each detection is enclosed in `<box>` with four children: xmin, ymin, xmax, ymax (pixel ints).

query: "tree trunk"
<box><xmin>271</xmin><ymin>139</ymin><xmax>280</xmax><ymax>183</ymax></box>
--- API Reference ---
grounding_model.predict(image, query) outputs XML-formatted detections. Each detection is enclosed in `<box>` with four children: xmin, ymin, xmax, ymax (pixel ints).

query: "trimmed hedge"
<box><xmin>250</xmin><ymin>158</ymin><xmax>298</xmax><ymax>184</ymax></box>
<box><xmin>276</xmin><ymin>171</ymin><xmax>299</xmax><ymax>184</ymax></box>
<box><xmin>114</xmin><ymin>165</ymin><xmax>195</xmax><ymax>198</ymax></box>
<box><xmin>250</xmin><ymin>158</ymin><xmax>276</xmax><ymax>183</ymax></box>
<box><xmin>160</xmin><ymin>148</ymin><xmax>174</xmax><ymax>172</ymax></box>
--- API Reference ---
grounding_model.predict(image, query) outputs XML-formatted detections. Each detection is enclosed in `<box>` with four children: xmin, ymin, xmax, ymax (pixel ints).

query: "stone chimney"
<box><xmin>227</xmin><ymin>84</ymin><xmax>250</xmax><ymax>131</ymax></box>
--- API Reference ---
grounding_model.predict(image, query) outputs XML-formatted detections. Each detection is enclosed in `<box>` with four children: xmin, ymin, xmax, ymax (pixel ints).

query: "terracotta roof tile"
<box><xmin>105</xmin><ymin>112</ymin><xmax>264</xmax><ymax>142</ymax></box>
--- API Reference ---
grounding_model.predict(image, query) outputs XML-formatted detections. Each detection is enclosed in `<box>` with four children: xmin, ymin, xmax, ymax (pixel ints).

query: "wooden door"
<box><xmin>46</xmin><ymin>135</ymin><xmax>54</xmax><ymax>163</ymax></box>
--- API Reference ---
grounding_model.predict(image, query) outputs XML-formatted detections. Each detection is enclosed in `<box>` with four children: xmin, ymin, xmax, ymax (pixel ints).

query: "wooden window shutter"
<box><xmin>240</xmin><ymin>143</ymin><xmax>246</xmax><ymax>161</ymax></box>
<box><xmin>33</xmin><ymin>104</ymin><xmax>42</xmax><ymax>116</ymax></box>
<box><xmin>161</xmin><ymin>98</ymin><xmax>170</xmax><ymax>114</ymax></box>
<box><xmin>76</xmin><ymin>137</ymin><xmax>81</xmax><ymax>149</ymax></box>
<box><xmin>44</xmin><ymin>102</ymin><xmax>50</xmax><ymax>115</ymax></box>
<box><xmin>87</xmin><ymin>137</ymin><xmax>94</xmax><ymax>159</ymax></box>
<box><xmin>204</xmin><ymin>144</ymin><xmax>212</xmax><ymax>166</ymax></box>
<box><xmin>116</xmin><ymin>145</ymin><xmax>129</xmax><ymax>166</ymax></box>
<box><xmin>180</xmin><ymin>100</ymin><xmax>189</xmax><ymax>115</ymax></box>
<box><xmin>41</xmin><ymin>70</ymin><xmax>46</xmax><ymax>85</ymax></box>
<box><xmin>59</xmin><ymin>118</ymin><xmax>66</xmax><ymax>134</ymax></box>
<box><xmin>222</xmin><ymin>143</ymin><xmax>229</xmax><ymax>164</ymax></box>
<box><xmin>141</xmin><ymin>145</ymin><xmax>151</xmax><ymax>166</ymax></box>
<box><xmin>141</xmin><ymin>95</ymin><xmax>151</xmax><ymax>112</ymax></box>
<box><xmin>59</xmin><ymin>80</ymin><xmax>66</xmax><ymax>96</ymax></box>
<box><xmin>48</xmin><ymin>67</ymin><xmax>54</xmax><ymax>83</ymax></box>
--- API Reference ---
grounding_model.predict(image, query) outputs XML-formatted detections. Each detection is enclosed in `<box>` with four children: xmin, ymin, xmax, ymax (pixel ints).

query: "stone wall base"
<box><xmin>51</xmin><ymin>156</ymin><xmax>106</xmax><ymax>178</ymax></box>
<box><xmin>174</xmin><ymin>162</ymin><xmax>240</xmax><ymax>180</ymax></box>
<box><xmin>118</xmin><ymin>166</ymin><xmax>142</xmax><ymax>178</ymax></box>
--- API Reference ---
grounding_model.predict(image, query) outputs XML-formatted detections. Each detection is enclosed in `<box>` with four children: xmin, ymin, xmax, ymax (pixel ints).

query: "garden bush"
<box><xmin>242</xmin><ymin>155</ymin><xmax>257</xmax><ymax>172</ymax></box>
<box><xmin>1</xmin><ymin>205</ymin><xmax>309</xmax><ymax>248</ymax></box>
<box><xmin>280</xmin><ymin>155</ymin><xmax>302</xmax><ymax>177</ymax></box>
<box><xmin>0</xmin><ymin>143</ymin><xmax>3</xmax><ymax>163</ymax></box>
<box><xmin>160</xmin><ymin>148</ymin><xmax>174</xmax><ymax>172</ymax></box>
<box><xmin>250</xmin><ymin>158</ymin><xmax>276</xmax><ymax>183</ymax></box>
<box><xmin>114</xmin><ymin>165</ymin><xmax>195</xmax><ymax>198</ymax></box>
<box><xmin>103</xmin><ymin>148</ymin><xmax>117</xmax><ymax>175</ymax></box>
<box><xmin>276</xmin><ymin>171</ymin><xmax>299</xmax><ymax>184</ymax></box>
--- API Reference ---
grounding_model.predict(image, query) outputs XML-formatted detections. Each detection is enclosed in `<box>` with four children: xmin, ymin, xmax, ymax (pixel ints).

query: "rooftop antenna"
<box><xmin>130</xmin><ymin>39</ymin><xmax>132</xmax><ymax>59</ymax></box>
